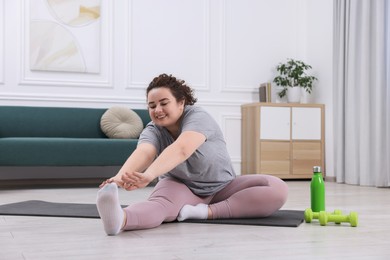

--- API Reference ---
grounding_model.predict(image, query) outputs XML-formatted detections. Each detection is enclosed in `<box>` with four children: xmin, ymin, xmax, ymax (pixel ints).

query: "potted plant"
<box><xmin>273</xmin><ymin>58</ymin><xmax>318</xmax><ymax>103</ymax></box>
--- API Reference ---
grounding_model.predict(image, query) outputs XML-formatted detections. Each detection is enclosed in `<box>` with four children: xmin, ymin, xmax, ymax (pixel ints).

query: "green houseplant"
<box><xmin>273</xmin><ymin>58</ymin><xmax>318</xmax><ymax>99</ymax></box>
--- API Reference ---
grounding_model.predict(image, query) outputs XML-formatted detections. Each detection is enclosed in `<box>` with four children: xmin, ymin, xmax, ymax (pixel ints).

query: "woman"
<box><xmin>96</xmin><ymin>73</ymin><xmax>288</xmax><ymax>235</ymax></box>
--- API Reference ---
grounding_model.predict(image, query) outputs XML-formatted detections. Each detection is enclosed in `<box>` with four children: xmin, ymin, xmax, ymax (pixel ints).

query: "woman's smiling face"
<box><xmin>147</xmin><ymin>87</ymin><xmax>185</xmax><ymax>133</ymax></box>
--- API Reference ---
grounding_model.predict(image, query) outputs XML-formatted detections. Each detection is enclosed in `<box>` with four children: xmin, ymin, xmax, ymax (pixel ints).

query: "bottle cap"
<box><xmin>313</xmin><ymin>166</ymin><xmax>321</xmax><ymax>173</ymax></box>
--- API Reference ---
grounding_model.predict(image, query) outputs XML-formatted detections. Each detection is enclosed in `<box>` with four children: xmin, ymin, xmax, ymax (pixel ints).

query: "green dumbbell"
<box><xmin>304</xmin><ymin>208</ymin><xmax>343</xmax><ymax>223</ymax></box>
<box><xmin>319</xmin><ymin>211</ymin><xmax>358</xmax><ymax>227</ymax></box>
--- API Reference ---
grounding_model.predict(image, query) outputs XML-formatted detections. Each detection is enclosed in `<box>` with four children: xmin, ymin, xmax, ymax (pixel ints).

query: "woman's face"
<box><xmin>147</xmin><ymin>87</ymin><xmax>185</xmax><ymax>132</ymax></box>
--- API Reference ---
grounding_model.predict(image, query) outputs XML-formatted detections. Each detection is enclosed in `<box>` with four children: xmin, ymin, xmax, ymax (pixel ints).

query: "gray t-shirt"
<box><xmin>138</xmin><ymin>105</ymin><xmax>236</xmax><ymax>196</ymax></box>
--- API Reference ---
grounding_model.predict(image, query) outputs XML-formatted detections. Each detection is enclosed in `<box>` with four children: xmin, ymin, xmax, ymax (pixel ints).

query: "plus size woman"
<box><xmin>96</xmin><ymin>73</ymin><xmax>288</xmax><ymax>235</ymax></box>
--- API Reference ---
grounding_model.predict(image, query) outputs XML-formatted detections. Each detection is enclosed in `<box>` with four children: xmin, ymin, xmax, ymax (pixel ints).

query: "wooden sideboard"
<box><xmin>241</xmin><ymin>103</ymin><xmax>325</xmax><ymax>179</ymax></box>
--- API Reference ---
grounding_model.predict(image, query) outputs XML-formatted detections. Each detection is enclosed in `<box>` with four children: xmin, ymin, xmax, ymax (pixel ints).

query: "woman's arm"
<box><xmin>145</xmin><ymin>130</ymin><xmax>206</xmax><ymax>179</ymax></box>
<box><xmin>122</xmin><ymin>130</ymin><xmax>206</xmax><ymax>190</ymax></box>
<box><xmin>100</xmin><ymin>142</ymin><xmax>156</xmax><ymax>188</ymax></box>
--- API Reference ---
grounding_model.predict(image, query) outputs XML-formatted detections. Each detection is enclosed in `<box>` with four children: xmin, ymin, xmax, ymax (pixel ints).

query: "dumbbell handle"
<box><xmin>319</xmin><ymin>211</ymin><xmax>358</xmax><ymax>227</ymax></box>
<box><xmin>304</xmin><ymin>208</ymin><xmax>342</xmax><ymax>223</ymax></box>
<box><xmin>313</xmin><ymin>210</ymin><xmax>342</xmax><ymax>217</ymax></box>
<box><xmin>327</xmin><ymin>214</ymin><xmax>351</xmax><ymax>222</ymax></box>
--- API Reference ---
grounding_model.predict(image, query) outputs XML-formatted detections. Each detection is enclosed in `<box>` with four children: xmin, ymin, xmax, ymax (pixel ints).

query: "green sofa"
<box><xmin>0</xmin><ymin>106</ymin><xmax>150</xmax><ymax>186</ymax></box>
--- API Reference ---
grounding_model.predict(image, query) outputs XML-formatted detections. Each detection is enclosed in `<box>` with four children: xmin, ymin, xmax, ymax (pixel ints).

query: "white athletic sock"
<box><xmin>96</xmin><ymin>183</ymin><xmax>124</xmax><ymax>235</ymax></box>
<box><xmin>177</xmin><ymin>203</ymin><xmax>208</xmax><ymax>221</ymax></box>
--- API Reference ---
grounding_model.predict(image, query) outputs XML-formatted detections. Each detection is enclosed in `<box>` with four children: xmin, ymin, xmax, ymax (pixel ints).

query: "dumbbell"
<box><xmin>304</xmin><ymin>208</ymin><xmax>343</xmax><ymax>223</ymax></box>
<box><xmin>319</xmin><ymin>211</ymin><xmax>358</xmax><ymax>227</ymax></box>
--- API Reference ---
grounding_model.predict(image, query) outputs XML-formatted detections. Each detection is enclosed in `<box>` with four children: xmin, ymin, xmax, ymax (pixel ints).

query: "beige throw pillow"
<box><xmin>100</xmin><ymin>106</ymin><xmax>143</xmax><ymax>139</ymax></box>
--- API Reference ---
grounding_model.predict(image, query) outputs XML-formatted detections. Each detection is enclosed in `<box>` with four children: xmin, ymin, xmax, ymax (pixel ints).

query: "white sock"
<box><xmin>177</xmin><ymin>203</ymin><xmax>208</xmax><ymax>221</ymax></box>
<box><xmin>96</xmin><ymin>183</ymin><xmax>124</xmax><ymax>235</ymax></box>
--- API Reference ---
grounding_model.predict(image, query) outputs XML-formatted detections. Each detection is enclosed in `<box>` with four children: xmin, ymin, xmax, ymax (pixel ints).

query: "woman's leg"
<box><xmin>122</xmin><ymin>177</ymin><xmax>209</xmax><ymax>231</ymax></box>
<box><xmin>209</xmin><ymin>174</ymin><xmax>288</xmax><ymax>219</ymax></box>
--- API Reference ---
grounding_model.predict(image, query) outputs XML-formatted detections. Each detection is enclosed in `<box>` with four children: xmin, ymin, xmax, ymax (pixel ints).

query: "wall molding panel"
<box><xmin>219</xmin><ymin>0</ymin><xmax>253</xmax><ymax>93</ymax></box>
<box><xmin>220</xmin><ymin>0</ymin><xmax>302</xmax><ymax>94</ymax></box>
<box><xmin>220</xmin><ymin>113</ymin><xmax>242</xmax><ymax>173</ymax></box>
<box><xmin>0</xmin><ymin>93</ymin><xmax>147</xmax><ymax>107</ymax></box>
<box><xmin>0</xmin><ymin>0</ymin><xmax>4</xmax><ymax>85</ymax></box>
<box><xmin>220</xmin><ymin>113</ymin><xmax>242</xmax><ymax>160</ymax></box>
<box><xmin>19</xmin><ymin>0</ymin><xmax>114</xmax><ymax>88</ymax></box>
<box><xmin>127</xmin><ymin>0</ymin><xmax>210</xmax><ymax>92</ymax></box>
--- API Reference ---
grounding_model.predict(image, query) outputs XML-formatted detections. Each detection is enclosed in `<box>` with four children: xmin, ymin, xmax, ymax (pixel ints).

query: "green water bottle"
<box><xmin>310</xmin><ymin>166</ymin><xmax>325</xmax><ymax>212</ymax></box>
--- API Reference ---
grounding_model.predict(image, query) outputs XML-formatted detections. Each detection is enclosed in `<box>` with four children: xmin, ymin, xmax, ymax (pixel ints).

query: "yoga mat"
<box><xmin>0</xmin><ymin>200</ymin><xmax>304</xmax><ymax>227</ymax></box>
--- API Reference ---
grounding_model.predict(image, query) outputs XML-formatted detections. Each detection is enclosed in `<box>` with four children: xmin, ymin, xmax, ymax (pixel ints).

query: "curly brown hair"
<box><xmin>147</xmin><ymin>73</ymin><xmax>197</xmax><ymax>105</ymax></box>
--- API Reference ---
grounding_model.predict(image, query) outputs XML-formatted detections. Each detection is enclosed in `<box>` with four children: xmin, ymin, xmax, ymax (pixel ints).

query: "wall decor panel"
<box><xmin>128</xmin><ymin>0</ymin><xmax>209</xmax><ymax>91</ymax></box>
<box><xmin>19</xmin><ymin>0</ymin><xmax>113</xmax><ymax>87</ymax></box>
<box><xmin>30</xmin><ymin>0</ymin><xmax>101</xmax><ymax>73</ymax></box>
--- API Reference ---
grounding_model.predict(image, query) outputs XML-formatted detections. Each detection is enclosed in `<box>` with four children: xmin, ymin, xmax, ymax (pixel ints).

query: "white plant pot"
<box><xmin>300</xmin><ymin>88</ymin><xmax>311</xmax><ymax>103</ymax></box>
<box><xmin>287</xmin><ymin>87</ymin><xmax>301</xmax><ymax>103</ymax></box>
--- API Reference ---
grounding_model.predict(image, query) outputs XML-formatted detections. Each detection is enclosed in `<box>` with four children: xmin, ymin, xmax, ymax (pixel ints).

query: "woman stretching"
<box><xmin>96</xmin><ymin>73</ymin><xmax>288</xmax><ymax>235</ymax></box>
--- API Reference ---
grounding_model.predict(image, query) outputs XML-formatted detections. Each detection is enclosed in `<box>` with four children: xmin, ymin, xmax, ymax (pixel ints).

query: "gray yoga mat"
<box><xmin>0</xmin><ymin>200</ymin><xmax>304</xmax><ymax>227</ymax></box>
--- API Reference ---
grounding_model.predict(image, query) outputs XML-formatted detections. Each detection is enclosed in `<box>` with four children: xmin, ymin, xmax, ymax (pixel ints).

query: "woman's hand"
<box><xmin>121</xmin><ymin>171</ymin><xmax>154</xmax><ymax>191</ymax></box>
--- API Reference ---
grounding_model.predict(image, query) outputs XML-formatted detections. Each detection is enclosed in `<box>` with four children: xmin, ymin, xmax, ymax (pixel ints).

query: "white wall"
<box><xmin>304</xmin><ymin>0</ymin><xmax>334</xmax><ymax>177</ymax></box>
<box><xmin>0</xmin><ymin>0</ymin><xmax>334</xmax><ymax>176</ymax></box>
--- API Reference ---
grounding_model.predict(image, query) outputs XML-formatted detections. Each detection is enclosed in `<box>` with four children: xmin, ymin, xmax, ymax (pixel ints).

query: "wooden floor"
<box><xmin>1</xmin><ymin>181</ymin><xmax>390</xmax><ymax>259</ymax></box>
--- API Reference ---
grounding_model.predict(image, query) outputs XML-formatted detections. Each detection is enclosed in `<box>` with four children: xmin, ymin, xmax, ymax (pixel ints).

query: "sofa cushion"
<box><xmin>100</xmin><ymin>106</ymin><xmax>144</xmax><ymax>139</ymax></box>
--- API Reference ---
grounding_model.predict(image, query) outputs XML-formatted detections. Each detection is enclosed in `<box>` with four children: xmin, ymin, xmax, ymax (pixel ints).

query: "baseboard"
<box><xmin>0</xmin><ymin>166</ymin><xmax>159</xmax><ymax>189</ymax></box>
<box><xmin>325</xmin><ymin>176</ymin><xmax>336</xmax><ymax>182</ymax></box>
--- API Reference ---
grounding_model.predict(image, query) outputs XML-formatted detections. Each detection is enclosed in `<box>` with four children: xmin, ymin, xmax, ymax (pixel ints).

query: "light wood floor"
<box><xmin>1</xmin><ymin>181</ymin><xmax>390</xmax><ymax>260</ymax></box>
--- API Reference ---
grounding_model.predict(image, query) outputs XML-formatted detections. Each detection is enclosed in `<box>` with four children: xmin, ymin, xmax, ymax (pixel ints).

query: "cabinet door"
<box><xmin>260</xmin><ymin>141</ymin><xmax>290</xmax><ymax>175</ymax></box>
<box><xmin>292</xmin><ymin>107</ymin><xmax>321</xmax><ymax>140</ymax></box>
<box><xmin>292</xmin><ymin>141</ymin><xmax>322</xmax><ymax>175</ymax></box>
<box><xmin>260</xmin><ymin>107</ymin><xmax>290</xmax><ymax>140</ymax></box>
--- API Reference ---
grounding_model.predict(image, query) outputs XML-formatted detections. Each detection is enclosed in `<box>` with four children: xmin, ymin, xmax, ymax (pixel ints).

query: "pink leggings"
<box><xmin>123</xmin><ymin>174</ymin><xmax>288</xmax><ymax>230</ymax></box>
